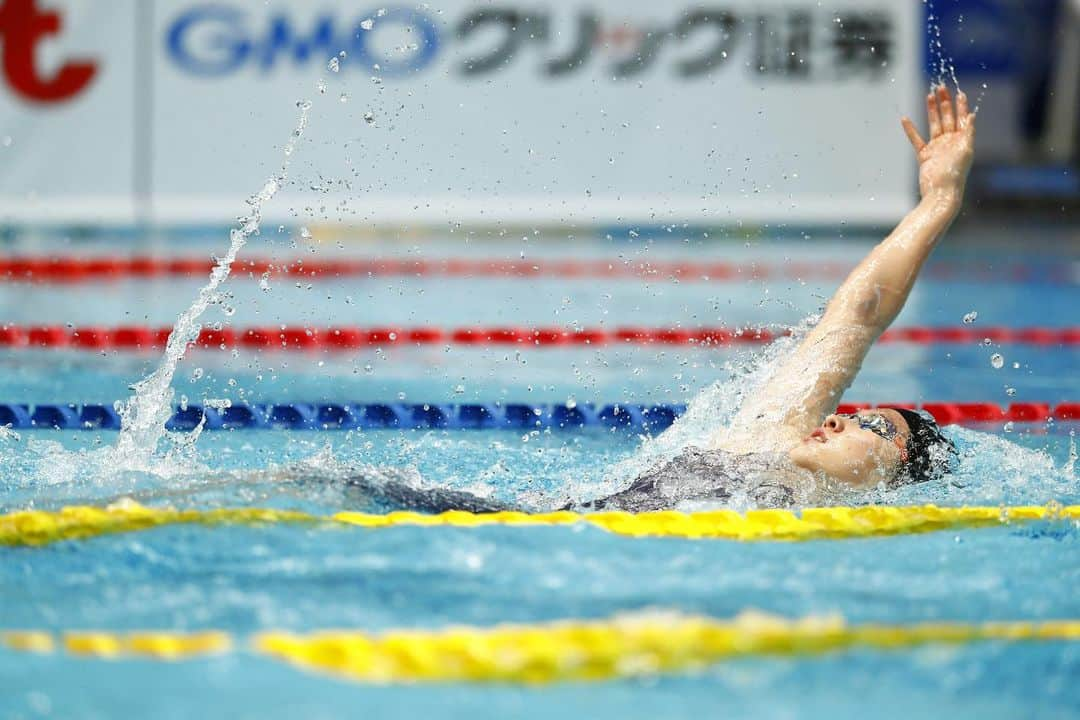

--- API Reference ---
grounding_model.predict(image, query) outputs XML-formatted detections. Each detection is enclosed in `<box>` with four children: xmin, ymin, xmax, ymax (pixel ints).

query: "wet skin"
<box><xmin>787</xmin><ymin>409</ymin><xmax>913</xmax><ymax>487</ymax></box>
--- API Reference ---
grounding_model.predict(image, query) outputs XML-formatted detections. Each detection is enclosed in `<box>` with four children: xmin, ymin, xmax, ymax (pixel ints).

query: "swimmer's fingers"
<box><xmin>901</xmin><ymin>116</ymin><xmax>926</xmax><ymax>153</ymax></box>
<box><xmin>956</xmin><ymin>90</ymin><xmax>969</xmax><ymax>121</ymax></box>
<box><xmin>937</xmin><ymin>85</ymin><xmax>956</xmax><ymax>133</ymax></box>
<box><xmin>957</xmin><ymin>90</ymin><xmax>974</xmax><ymax>131</ymax></box>
<box><xmin>926</xmin><ymin>90</ymin><xmax>943</xmax><ymax>139</ymax></box>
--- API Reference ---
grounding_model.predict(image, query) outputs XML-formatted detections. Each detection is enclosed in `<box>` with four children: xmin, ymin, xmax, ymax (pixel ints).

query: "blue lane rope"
<box><xmin>2</xmin><ymin>402</ymin><xmax>1075</xmax><ymax>432</ymax></box>
<box><xmin>0</xmin><ymin>402</ymin><xmax>685</xmax><ymax>432</ymax></box>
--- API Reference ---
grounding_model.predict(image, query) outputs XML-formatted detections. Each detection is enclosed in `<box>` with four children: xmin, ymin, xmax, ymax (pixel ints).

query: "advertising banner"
<box><xmin>1</xmin><ymin>0</ymin><xmax>920</xmax><ymax>227</ymax></box>
<box><xmin>0</xmin><ymin>0</ymin><xmax>138</xmax><ymax>223</ymax></box>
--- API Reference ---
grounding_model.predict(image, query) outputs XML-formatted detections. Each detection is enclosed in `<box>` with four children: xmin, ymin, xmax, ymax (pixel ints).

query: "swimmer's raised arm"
<box><xmin>717</xmin><ymin>86</ymin><xmax>976</xmax><ymax>449</ymax></box>
<box><xmin>819</xmin><ymin>86</ymin><xmax>975</xmax><ymax>335</ymax></box>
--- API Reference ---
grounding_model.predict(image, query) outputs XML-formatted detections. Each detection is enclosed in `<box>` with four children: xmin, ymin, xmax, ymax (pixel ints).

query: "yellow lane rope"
<box><xmin>1</xmin><ymin>502</ymin><xmax>1077</xmax><ymax>547</ymax></box>
<box><xmin>254</xmin><ymin>612</ymin><xmax>1080</xmax><ymax>684</ymax></box>
<box><xmin>1</xmin><ymin>630</ymin><xmax>230</xmax><ymax>659</ymax></box>
<box><xmin>64</xmin><ymin>631</ymin><xmax>232</xmax><ymax>659</ymax></box>
<box><xmin>4</xmin><ymin>613</ymin><xmax>1080</xmax><ymax>683</ymax></box>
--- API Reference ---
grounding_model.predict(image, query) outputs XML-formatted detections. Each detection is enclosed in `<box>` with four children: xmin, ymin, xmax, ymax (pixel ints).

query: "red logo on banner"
<box><xmin>0</xmin><ymin>0</ymin><xmax>97</xmax><ymax>103</ymax></box>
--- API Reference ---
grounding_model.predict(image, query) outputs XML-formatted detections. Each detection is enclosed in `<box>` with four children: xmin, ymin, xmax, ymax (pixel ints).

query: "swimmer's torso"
<box><xmin>578</xmin><ymin>447</ymin><xmax>816</xmax><ymax>512</ymax></box>
<box><xmin>332</xmin><ymin>447</ymin><xmax>819</xmax><ymax>514</ymax></box>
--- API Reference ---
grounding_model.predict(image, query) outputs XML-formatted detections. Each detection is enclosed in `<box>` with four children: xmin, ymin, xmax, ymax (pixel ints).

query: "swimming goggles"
<box><xmin>837</xmin><ymin>412</ymin><xmax>901</xmax><ymax>441</ymax></box>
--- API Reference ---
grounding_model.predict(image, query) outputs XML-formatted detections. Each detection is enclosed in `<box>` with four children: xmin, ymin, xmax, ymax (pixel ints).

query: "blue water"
<box><xmin>1</xmin><ymin>233</ymin><xmax>1078</xmax><ymax>718</ymax></box>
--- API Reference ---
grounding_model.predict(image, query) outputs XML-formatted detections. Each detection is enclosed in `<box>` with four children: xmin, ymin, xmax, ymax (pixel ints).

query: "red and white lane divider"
<box><xmin>0</xmin><ymin>324</ymin><xmax>1077</xmax><ymax>351</ymax></box>
<box><xmin>0</xmin><ymin>255</ymin><xmax>1071</xmax><ymax>284</ymax></box>
<box><xmin>835</xmin><ymin>402</ymin><xmax>1080</xmax><ymax>424</ymax></box>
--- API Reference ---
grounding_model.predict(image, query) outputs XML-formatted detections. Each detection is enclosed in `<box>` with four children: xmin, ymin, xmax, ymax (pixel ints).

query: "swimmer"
<box><xmin>325</xmin><ymin>87</ymin><xmax>975</xmax><ymax>515</ymax></box>
<box><xmin>582</xmin><ymin>85</ymin><xmax>974</xmax><ymax>511</ymax></box>
<box><xmin>122</xmin><ymin>87</ymin><xmax>973</xmax><ymax>516</ymax></box>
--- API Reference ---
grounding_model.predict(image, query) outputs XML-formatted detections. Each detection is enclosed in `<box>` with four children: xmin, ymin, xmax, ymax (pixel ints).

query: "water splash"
<box><xmin>925</xmin><ymin>0</ymin><xmax>960</xmax><ymax>88</ymax></box>
<box><xmin>1066</xmin><ymin>431</ymin><xmax>1078</xmax><ymax>476</ymax></box>
<box><xmin>602</xmin><ymin>320</ymin><xmax>812</xmax><ymax>492</ymax></box>
<box><xmin>881</xmin><ymin>427</ymin><xmax>1078</xmax><ymax>506</ymax></box>
<box><xmin>925</xmin><ymin>0</ymin><xmax>987</xmax><ymax>109</ymax></box>
<box><xmin>109</xmin><ymin>100</ymin><xmax>312</xmax><ymax>472</ymax></box>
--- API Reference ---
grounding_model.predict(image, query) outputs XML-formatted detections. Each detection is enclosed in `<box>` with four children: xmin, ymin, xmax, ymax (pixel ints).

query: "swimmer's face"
<box><xmin>787</xmin><ymin>409</ymin><xmax>911</xmax><ymax>487</ymax></box>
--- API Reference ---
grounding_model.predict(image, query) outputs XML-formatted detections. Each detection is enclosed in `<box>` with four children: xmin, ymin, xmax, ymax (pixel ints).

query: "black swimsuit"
<box><xmin>343</xmin><ymin>470</ymin><xmax>514</xmax><ymax>513</ymax></box>
<box><xmin>342</xmin><ymin>447</ymin><xmax>801</xmax><ymax>513</ymax></box>
<box><xmin>575</xmin><ymin>447</ymin><xmax>798</xmax><ymax>512</ymax></box>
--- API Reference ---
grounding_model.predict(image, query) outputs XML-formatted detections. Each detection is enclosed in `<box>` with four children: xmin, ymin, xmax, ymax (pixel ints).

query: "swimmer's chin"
<box><xmin>786</xmin><ymin>443</ymin><xmax>845</xmax><ymax>484</ymax></box>
<box><xmin>786</xmin><ymin>442</ymin><xmax>816</xmax><ymax>468</ymax></box>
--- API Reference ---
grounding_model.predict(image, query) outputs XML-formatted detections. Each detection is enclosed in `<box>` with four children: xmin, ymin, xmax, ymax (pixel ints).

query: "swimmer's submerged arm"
<box><xmin>760</xmin><ymin>86</ymin><xmax>977</xmax><ymax>437</ymax></box>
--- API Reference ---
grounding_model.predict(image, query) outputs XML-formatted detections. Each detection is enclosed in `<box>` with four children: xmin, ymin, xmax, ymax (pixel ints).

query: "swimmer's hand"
<box><xmin>901</xmin><ymin>85</ymin><xmax>975</xmax><ymax>206</ymax></box>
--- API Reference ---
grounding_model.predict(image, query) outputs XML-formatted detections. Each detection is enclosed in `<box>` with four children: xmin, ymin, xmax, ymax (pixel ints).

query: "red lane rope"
<box><xmin>835</xmin><ymin>402</ymin><xmax>1079</xmax><ymax>423</ymax></box>
<box><xmin>0</xmin><ymin>256</ymin><xmax>1072</xmax><ymax>284</ymax></box>
<box><xmin>0</xmin><ymin>324</ymin><xmax>1077</xmax><ymax>350</ymax></box>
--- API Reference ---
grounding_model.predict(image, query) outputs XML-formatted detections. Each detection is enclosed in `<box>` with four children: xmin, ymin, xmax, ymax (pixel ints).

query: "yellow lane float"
<box><xmin>1</xmin><ymin>501</ymin><xmax>1076</xmax><ymax>547</ymax></box>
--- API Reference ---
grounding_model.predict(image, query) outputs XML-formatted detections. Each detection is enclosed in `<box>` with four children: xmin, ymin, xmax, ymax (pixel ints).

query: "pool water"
<box><xmin>1</xmin><ymin>230</ymin><xmax>1078</xmax><ymax>718</ymax></box>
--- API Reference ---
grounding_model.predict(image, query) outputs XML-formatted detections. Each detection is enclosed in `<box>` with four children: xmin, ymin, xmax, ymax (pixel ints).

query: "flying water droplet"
<box><xmin>360</xmin><ymin>18</ymin><xmax>374</xmax><ymax>30</ymax></box>
<box><xmin>363</xmin><ymin>111</ymin><xmax>375</xmax><ymax>124</ymax></box>
<box><xmin>990</xmin><ymin>353</ymin><xmax>1004</xmax><ymax>369</ymax></box>
<box><xmin>1057</xmin><ymin>430</ymin><xmax>1078</xmax><ymax>476</ymax></box>
<box><xmin>316</xmin><ymin>79</ymin><xmax>327</xmax><ymax>94</ymax></box>
<box><xmin>339</xmin><ymin>93</ymin><xmax>349</xmax><ymax>103</ymax></box>
<box><xmin>962</xmin><ymin>311</ymin><xmax>977</xmax><ymax>324</ymax></box>
<box><xmin>327</xmin><ymin>57</ymin><xmax>340</xmax><ymax>72</ymax></box>
<box><xmin>299</xmin><ymin>226</ymin><xmax>312</xmax><ymax>240</ymax></box>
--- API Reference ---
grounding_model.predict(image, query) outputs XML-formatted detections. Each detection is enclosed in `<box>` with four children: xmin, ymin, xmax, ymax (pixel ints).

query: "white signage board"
<box><xmin>1</xmin><ymin>1</ymin><xmax>919</xmax><ymax>227</ymax></box>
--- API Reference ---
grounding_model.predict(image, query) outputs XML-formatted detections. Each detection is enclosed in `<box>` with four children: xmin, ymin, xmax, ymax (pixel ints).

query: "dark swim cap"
<box><xmin>889</xmin><ymin>408</ymin><xmax>959</xmax><ymax>485</ymax></box>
